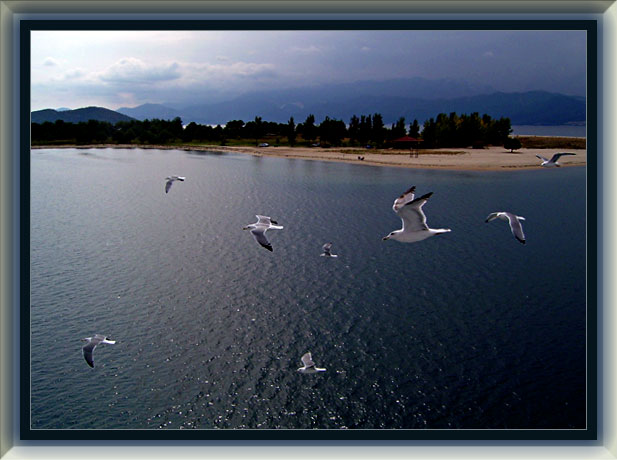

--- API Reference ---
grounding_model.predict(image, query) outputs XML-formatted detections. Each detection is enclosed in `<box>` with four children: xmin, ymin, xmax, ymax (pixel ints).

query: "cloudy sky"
<box><xmin>31</xmin><ymin>29</ymin><xmax>587</xmax><ymax>111</ymax></box>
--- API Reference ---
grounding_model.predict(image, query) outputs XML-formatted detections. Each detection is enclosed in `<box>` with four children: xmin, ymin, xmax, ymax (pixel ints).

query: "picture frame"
<box><xmin>1</xmin><ymin>0</ymin><xmax>614</xmax><ymax>458</ymax></box>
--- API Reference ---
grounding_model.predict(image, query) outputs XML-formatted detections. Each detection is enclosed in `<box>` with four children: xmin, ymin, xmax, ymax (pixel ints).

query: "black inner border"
<box><xmin>19</xmin><ymin>19</ymin><xmax>598</xmax><ymax>442</ymax></box>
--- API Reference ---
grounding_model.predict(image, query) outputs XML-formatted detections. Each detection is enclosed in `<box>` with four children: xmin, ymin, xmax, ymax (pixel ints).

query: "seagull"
<box><xmin>81</xmin><ymin>334</ymin><xmax>116</xmax><ymax>368</ymax></box>
<box><xmin>535</xmin><ymin>152</ymin><xmax>576</xmax><ymax>168</ymax></box>
<box><xmin>382</xmin><ymin>186</ymin><xmax>451</xmax><ymax>243</ymax></box>
<box><xmin>320</xmin><ymin>242</ymin><xmax>338</xmax><ymax>258</ymax></box>
<box><xmin>165</xmin><ymin>175</ymin><xmax>185</xmax><ymax>193</ymax></box>
<box><xmin>243</xmin><ymin>215</ymin><xmax>283</xmax><ymax>252</ymax></box>
<box><xmin>297</xmin><ymin>352</ymin><xmax>326</xmax><ymax>374</ymax></box>
<box><xmin>485</xmin><ymin>212</ymin><xmax>526</xmax><ymax>244</ymax></box>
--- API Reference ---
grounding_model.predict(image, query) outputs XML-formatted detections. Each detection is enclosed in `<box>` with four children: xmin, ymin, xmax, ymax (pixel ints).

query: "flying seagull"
<box><xmin>320</xmin><ymin>242</ymin><xmax>338</xmax><ymax>258</ymax></box>
<box><xmin>535</xmin><ymin>152</ymin><xmax>576</xmax><ymax>168</ymax></box>
<box><xmin>485</xmin><ymin>212</ymin><xmax>526</xmax><ymax>244</ymax></box>
<box><xmin>297</xmin><ymin>352</ymin><xmax>326</xmax><ymax>374</ymax></box>
<box><xmin>165</xmin><ymin>175</ymin><xmax>185</xmax><ymax>193</ymax></box>
<box><xmin>81</xmin><ymin>334</ymin><xmax>116</xmax><ymax>368</ymax></box>
<box><xmin>243</xmin><ymin>215</ymin><xmax>283</xmax><ymax>252</ymax></box>
<box><xmin>383</xmin><ymin>186</ymin><xmax>451</xmax><ymax>243</ymax></box>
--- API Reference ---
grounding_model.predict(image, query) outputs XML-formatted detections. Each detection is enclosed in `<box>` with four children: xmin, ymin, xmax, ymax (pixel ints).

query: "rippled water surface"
<box><xmin>30</xmin><ymin>148</ymin><xmax>587</xmax><ymax>431</ymax></box>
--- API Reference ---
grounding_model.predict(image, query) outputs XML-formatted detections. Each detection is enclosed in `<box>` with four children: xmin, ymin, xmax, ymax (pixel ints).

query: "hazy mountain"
<box><xmin>32</xmin><ymin>106</ymin><xmax>135</xmax><ymax>124</ymax></box>
<box><xmin>116</xmin><ymin>103</ymin><xmax>183</xmax><ymax>121</ymax></box>
<box><xmin>34</xmin><ymin>77</ymin><xmax>586</xmax><ymax>127</ymax></box>
<box><xmin>175</xmin><ymin>89</ymin><xmax>585</xmax><ymax>126</ymax></box>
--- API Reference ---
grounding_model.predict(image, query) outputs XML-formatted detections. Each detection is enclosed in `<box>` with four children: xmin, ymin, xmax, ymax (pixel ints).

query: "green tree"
<box><xmin>348</xmin><ymin>115</ymin><xmax>360</xmax><ymax>145</ymax></box>
<box><xmin>371</xmin><ymin>113</ymin><xmax>386</xmax><ymax>146</ymax></box>
<box><xmin>301</xmin><ymin>114</ymin><xmax>317</xmax><ymax>143</ymax></box>
<box><xmin>389</xmin><ymin>117</ymin><xmax>407</xmax><ymax>140</ymax></box>
<box><xmin>408</xmin><ymin>119</ymin><xmax>420</xmax><ymax>138</ymax></box>
<box><xmin>286</xmin><ymin>117</ymin><xmax>296</xmax><ymax>146</ymax></box>
<box><xmin>224</xmin><ymin>119</ymin><xmax>245</xmax><ymax>139</ymax></box>
<box><xmin>318</xmin><ymin>116</ymin><xmax>346</xmax><ymax>146</ymax></box>
<box><xmin>504</xmin><ymin>137</ymin><xmax>522</xmax><ymax>152</ymax></box>
<box><xmin>358</xmin><ymin>115</ymin><xmax>372</xmax><ymax>146</ymax></box>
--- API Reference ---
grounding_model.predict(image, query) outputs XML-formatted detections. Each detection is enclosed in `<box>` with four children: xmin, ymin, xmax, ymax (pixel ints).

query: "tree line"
<box><xmin>31</xmin><ymin>112</ymin><xmax>513</xmax><ymax>148</ymax></box>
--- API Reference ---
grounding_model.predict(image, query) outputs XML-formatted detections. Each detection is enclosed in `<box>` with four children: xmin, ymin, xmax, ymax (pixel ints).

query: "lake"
<box><xmin>29</xmin><ymin>148</ymin><xmax>587</xmax><ymax>431</ymax></box>
<box><xmin>511</xmin><ymin>125</ymin><xmax>586</xmax><ymax>137</ymax></box>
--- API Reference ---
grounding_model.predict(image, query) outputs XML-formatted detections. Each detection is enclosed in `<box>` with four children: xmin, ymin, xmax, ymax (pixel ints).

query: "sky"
<box><xmin>30</xmin><ymin>29</ymin><xmax>587</xmax><ymax>111</ymax></box>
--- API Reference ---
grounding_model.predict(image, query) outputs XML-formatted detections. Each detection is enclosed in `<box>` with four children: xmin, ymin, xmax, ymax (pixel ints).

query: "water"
<box><xmin>511</xmin><ymin>125</ymin><xmax>586</xmax><ymax>137</ymax></box>
<box><xmin>30</xmin><ymin>148</ymin><xmax>587</xmax><ymax>431</ymax></box>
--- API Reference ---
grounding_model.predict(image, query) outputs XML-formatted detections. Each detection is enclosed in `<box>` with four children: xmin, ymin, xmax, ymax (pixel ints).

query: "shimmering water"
<box><xmin>30</xmin><ymin>148</ymin><xmax>586</xmax><ymax>430</ymax></box>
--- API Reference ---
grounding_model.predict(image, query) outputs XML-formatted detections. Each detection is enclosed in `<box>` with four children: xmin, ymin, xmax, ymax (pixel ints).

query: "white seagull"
<box><xmin>165</xmin><ymin>175</ymin><xmax>185</xmax><ymax>193</ymax></box>
<box><xmin>535</xmin><ymin>152</ymin><xmax>576</xmax><ymax>168</ymax></box>
<box><xmin>81</xmin><ymin>334</ymin><xmax>116</xmax><ymax>368</ymax></box>
<box><xmin>297</xmin><ymin>352</ymin><xmax>326</xmax><ymax>374</ymax></box>
<box><xmin>320</xmin><ymin>242</ymin><xmax>338</xmax><ymax>258</ymax></box>
<box><xmin>382</xmin><ymin>186</ymin><xmax>451</xmax><ymax>243</ymax></box>
<box><xmin>243</xmin><ymin>215</ymin><xmax>283</xmax><ymax>252</ymax></box>
<box><xmin>485</xmin><ymin>212</ymin><xmax>526</xmax><ymax>244</ymax></box>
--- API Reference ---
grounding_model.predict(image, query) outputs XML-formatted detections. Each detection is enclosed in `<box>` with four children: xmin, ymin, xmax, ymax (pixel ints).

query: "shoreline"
<box><xmin>31</xmin><ymin>143</ymin><xmax>587</xmax><ymax>171</ymax></box>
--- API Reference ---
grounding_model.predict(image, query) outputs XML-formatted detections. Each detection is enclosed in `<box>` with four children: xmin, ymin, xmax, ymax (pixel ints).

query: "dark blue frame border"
<box><xmin>19</xmin><ymin>19</ymin><xmax>598</xmax><ymax>442</ymax></box>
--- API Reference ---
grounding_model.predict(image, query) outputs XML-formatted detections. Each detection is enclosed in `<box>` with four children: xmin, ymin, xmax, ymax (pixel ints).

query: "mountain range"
<box><xmin>33</xmin><ymin>78</ymin><xmax>586</xmax><ymax>126</ymax></box>
<box><xmin>31</xmin><ymin>106</ymin><xmax>135</xmax><ymax>124</ymax></box>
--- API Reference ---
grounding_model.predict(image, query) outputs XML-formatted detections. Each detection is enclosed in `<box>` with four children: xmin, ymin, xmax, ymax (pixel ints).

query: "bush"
<box><xmin>504</xmin><ymin>137</ymin><xmax>522</xmax><ymax>152</ymax></box>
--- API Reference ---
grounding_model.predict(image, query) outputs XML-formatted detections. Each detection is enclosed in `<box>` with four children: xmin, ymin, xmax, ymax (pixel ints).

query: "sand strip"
<box><xmin>31</xmin><ymin>144</ymin><xmax>587</xmax><ymax>171</ymax></box>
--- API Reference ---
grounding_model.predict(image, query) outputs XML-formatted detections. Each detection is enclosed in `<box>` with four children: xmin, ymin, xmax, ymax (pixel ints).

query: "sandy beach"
<box><xmin>32</xmin><ymin>144</ymin><xmax>587</xmax><ymax>171</ymax></box>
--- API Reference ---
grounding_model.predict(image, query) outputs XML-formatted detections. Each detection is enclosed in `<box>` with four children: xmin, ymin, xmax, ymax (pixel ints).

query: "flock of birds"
<box><xmin>81</xmin><ymin>151</ymin><xmax>575</xmax><ymax>370</ymax></box>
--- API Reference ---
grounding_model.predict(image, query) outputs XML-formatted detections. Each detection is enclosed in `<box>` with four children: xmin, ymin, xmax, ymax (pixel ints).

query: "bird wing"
<box><xmin>485</xmin><ymin>212</ymin><xmax>501</xmax><ymax>223</ymax></box>
<box><xmin>82</xmin><ymin>341</ymin><xmax>98</xmax><ymax>368</ymax></box>
<box><xmin>535</xmin><ymin>154</ymin><xmax>549</xmax><ymax>162</ymax></box>
<box><xmin>322</xmin><ymin>243</ymin><xmax>332</xmax><ymax>254</ymax></box>
<box><xmin>301</xmin><ymin>353</ymin><xmax>315</xmax><ymax>368</ymax></box>
<box><xmin>251</xmin><ymin>227</ymin><xmax>273</xmax><ymax>251</ymax></box>
<box><xmin>550</xmin><ymin>152</ymin><xmax>575</xmax><ymax>162</ymax></box>
<box><xmin>165</xmin><ymin>180</ymin><xmax>173</xmax><ymax>193</ymax></box>
<box><xmin>504</xmin><ymin>212</ymin><xmax>526</xmax><ymax>244</ymax></box>
<box><xmin>392</xmin><ymin>186</ymin><xmax>416</xmax><ymax>212</ymax></box>
<box><xmin>255</xmin><ymin>215</ymin><xmax>272</xmax><ymax>225</ymax></box>
<box><xmin>397</xmin><ymin>192</ymin><xmax>433</xmax><ymax>232</ymax></box>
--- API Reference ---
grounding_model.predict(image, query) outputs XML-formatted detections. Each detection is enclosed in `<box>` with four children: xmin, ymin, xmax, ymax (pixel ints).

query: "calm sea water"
<box><xmin>511</xmin><ymin>125</ymin><xmax>586</xmax><ymax>137</ymax></box>
<box><xmin>30</xmin><ymin>148</ymin><xmax>587</xmax><ymax>431</ymax></box>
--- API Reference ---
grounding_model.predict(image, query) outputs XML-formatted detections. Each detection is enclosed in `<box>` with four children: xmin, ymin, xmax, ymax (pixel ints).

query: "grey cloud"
<box><xmin>43</xmin><ymin>57</ymin><xmax>59</xmax><ymax>67</ymax></box>
<box><xmin>99</xmin><ymin>58</ymin><xmax>181</xmax><ymax>84</ymax></box>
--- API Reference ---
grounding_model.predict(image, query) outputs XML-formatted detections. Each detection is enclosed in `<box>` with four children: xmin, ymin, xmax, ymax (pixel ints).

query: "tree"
<box><xmin>224</xmin><ymin>119</ymin><xmax>245</xmax><ymax>139</ymax></box>
<box><xmin>408</xmin><ymin>119</ymin><xmax>420</xmax><ymax>138</ymax></box>
<box><xmin>504</xmin><ymin>137</ymin><xmax>522</xmax><ymax>152</ymax></box>
<box><xmin>358</xmin><ymin>115</ymin><xmax>372</xmax><ymax>146</ymax></box>
<box><xmin>348</xmin><ymin>115</ymin><xmax>360</xmax><ymax>145</ymax></box>
<box><xmin>371</xmin><ymin>113</ymin><xmax>386</xmax><ymax>147</ymax></box>
<box><xmin>318</xmin><ymin>116</ymin><xmax>346</xmax><ymax>146</ymax></box>
<box><xmin>301</xmin><ymin>114</ymin><xmax>317</xmax><ymax>143</ymax></box>
<box><xmin>286</xmin><ymin>117</ymin><xmax>296</xmax><ymax>146</ymax></box>
<box><xmin>421</xmin><ymin>117</ymin><xmax>437</xmax><ymax>147</ymax></box>
<box><xmin>389</xmin><ymin>117</ymin><xmax>407</xmax><ymax>140</ymax></box>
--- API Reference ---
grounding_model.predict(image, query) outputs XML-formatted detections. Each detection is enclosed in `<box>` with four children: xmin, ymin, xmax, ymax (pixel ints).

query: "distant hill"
<box><xmin>31</xmin><ymin>106</ymin><xmax>135</xmax><ymax>124</ymax></box>
<box><xmin>116</xmin><ymin>103</ymin><xmax>183</xmax><ymax>121</ymax></box>
<box><xmin>34</xmin><ymin>78</ymin><xmax>586</xmax><ymax>127</ymax></box>
<box><xmin>175</xmin><ymin>89</ymin><xmax>585</xmax><ymax>126</ymax></box>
